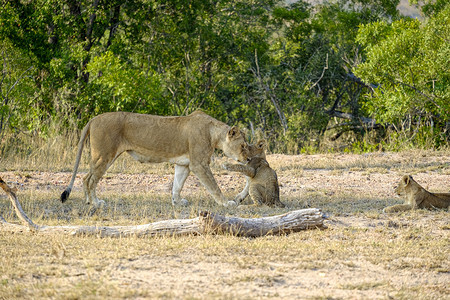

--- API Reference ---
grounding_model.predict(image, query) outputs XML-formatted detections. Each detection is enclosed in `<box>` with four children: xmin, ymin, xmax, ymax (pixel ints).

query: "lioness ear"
<box><xmin>256</xmin><ymin>140</ymin><xmax>266</xmax><ymax>149</ymax></box>
<box><xmin>227</xmin><ymin>126</ymin><xmax>241</xmax><ymax>139</ymax></box>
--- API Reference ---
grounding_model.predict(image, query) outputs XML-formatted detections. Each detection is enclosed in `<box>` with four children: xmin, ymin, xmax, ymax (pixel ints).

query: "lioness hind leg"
<box><xmin>84</xmin><ymin>171</ymin><xmax>106</xmax><ymax>207</ymax></box>
<box><xmin>84</xmin><ymin>156</ymin><xmax>114</xmax><ymax>207</ymax></box>
<box><xmin>383</xmin><ymin>204</ymin><xmax>414</xmax><ymax>213</ymax></box>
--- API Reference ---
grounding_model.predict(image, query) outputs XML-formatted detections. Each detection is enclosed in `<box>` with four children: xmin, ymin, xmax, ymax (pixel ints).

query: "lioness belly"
<box><xmin>127</xmin><ymin>150</ymin><xmax>190</xmax><ymax>166</ymax></box>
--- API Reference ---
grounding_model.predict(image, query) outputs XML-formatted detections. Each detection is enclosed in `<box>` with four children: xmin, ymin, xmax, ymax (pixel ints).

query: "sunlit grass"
<box><xmin>0</xmin><ymin>138</ymin><xmax>449</xmax><ymax>299</ymax></box>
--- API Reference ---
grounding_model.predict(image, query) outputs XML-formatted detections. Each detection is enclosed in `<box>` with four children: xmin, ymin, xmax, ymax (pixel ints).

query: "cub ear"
<box><xmin>227</xmin><ymin>126</ymin><xmax>241</xmax><ymax>139</ymax></box>
<box><xmin>402</xmin><ymin>175</ymin><xmax>411</xmax><ymax>185</ymax></box>
<box><xmin>256</xmin><ymin>140</ymin><xmax>266</xmax><ymax>149</ymax></box>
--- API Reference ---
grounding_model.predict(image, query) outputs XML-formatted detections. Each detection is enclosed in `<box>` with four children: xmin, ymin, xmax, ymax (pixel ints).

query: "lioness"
<box><xmin>223</xmin><ymin>140</ymin><xmax>285</xmax><ymax>208</ymax></box>
<box><xmin>61</xmin><ymin>111</ymin><xmax>249</xmax><ymax>207</ymax></box>
<box><xmin>383</xmin><ymin>175</ymin><xmax>450</xmax><ymax>213</ymax></box>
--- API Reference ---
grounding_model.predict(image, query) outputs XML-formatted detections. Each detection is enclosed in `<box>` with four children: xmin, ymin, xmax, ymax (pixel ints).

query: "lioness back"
<box><xmin>89</xmin><ymin>111</ymin><xmax>219</xmax><ymax>161</ymax></box>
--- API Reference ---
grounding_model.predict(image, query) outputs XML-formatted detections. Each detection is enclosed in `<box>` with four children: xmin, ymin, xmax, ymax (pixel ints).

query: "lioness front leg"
<box><xmin>190</xmin><ymin>163</ymin><xmax>236</xmax><ymax>206</ymax></box>
<box><xmin>234</xmin><ymin>177</ymin><xmax>250</xmax><ymax>204</ymax></box>
<box><xmin>223</xmin><ymin>163</ymin><xmax>255</xmax><ymax>205</ymax></box>
<box><xmin>172</xmin><ymin>164</ymin><xmax>190</xmax><ymax>206</ymax></box>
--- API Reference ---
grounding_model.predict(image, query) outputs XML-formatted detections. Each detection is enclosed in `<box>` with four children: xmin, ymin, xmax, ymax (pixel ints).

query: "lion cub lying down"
<box><xmin>223</xmin><ymin>141</ymin><xmax>285</xmax><ymax>208</ymax></box>
<box><xmin>383</xmin><ymin>175</ymin><xmax>450</xmax><ymax>213</ymax></box>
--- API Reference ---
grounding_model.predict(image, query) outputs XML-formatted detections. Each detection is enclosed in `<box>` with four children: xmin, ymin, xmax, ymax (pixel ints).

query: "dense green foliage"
<box><xmin>1</xmin><ymin>0</ymin><xmax>448</xmax><ymax>153</ymax></box>
<box><xmin>355</xmin><ymin>4</ymin><xmax>449</xmax><ymax>148</ymax></box>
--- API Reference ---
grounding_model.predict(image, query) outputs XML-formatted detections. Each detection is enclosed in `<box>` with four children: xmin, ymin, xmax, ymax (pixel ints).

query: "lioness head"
<box><xmin>395</xmin><ymin>175</ymin><xmax>420</xmax><ymax>196</ymax></box>
<box><xmin>222</xmin><ymin>126</ymin><xmax>249</xmax><ymax>163</ymax></box>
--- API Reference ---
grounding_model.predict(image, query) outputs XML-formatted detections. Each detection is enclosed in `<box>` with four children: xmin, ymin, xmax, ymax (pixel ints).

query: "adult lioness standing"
<box><xmin>61</xmin><ymin>111</ymin><xmax>249</xmax><ymax>207</ymax></box>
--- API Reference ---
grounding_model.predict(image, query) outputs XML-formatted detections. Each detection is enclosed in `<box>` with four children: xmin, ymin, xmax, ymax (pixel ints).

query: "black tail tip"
<box><xmin>61</xmin><ymin>189</ymin><xmax>71</xmax><ymax>203</ymax></box>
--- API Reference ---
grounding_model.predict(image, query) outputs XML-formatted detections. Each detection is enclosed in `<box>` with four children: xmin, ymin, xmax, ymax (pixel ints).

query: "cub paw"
<box><xmin>222</xmin><ymin>163</ymin><xmax>232</xmax><ymax>170</ymax></box>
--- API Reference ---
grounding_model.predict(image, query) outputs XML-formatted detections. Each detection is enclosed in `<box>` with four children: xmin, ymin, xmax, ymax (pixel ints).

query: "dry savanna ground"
<box><xmin>0</xmin><ymin>150</ymin><xmax>449</xmax><ymax>299</ymax></box>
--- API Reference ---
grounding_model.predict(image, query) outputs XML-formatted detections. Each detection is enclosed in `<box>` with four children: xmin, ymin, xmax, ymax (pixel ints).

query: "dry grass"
<box><xmin>1</xmin><ymin>146</ymin><xmax>449</xmax><ymax>299</ymax></box>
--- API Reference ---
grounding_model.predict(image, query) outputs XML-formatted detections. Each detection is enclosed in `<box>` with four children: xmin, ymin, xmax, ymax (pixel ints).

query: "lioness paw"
<box><xmin>234</xmin><ymin>192</ymin><xmax>247</xmax><ymax>204</ymax></box>
<box><xmin>224</xmin><ymin>200</ymin><xmax>237</xmax><ymax>207</ymax></box>
<box><xmin>172</xmin><ymin>198</ymin><xmax>189</xmax><ymax>206</ymax></box>
<box><xmin>94</xmin><ymin>199</ymin><xmax>106</xmax><ymax>208</ymax></box>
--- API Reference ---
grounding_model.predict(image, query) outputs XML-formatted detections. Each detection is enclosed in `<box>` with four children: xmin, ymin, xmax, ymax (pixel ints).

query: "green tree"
<box><xmin>238</xmin><ymin>0</ymin><xmax>401</xmax><ymax>151</ymax></box>
<box><xmin>0</xmin><ymin>41</ymin><xmax>36</xmax><ymax>138</ymax></box>
<box><xmin>354</xmin><ymin>3</ymin><xmax>450</xmax><ymax>146</ymax></box>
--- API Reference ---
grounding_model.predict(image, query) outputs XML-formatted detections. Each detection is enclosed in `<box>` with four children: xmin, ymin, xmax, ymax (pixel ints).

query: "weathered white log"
<box><xmin>0</xmin><ymin>176</ymin><xmax>326</xmax><ymax>237</ymax></box>
<box><xmin>200</xmin><ymin>209</ymin><xmax>327</xmax><ymax>237</ymax></box>
<box><xmin>43</xmin><ymin>218</ymin><xmax>202</xmax><ymax>237</ymax></box>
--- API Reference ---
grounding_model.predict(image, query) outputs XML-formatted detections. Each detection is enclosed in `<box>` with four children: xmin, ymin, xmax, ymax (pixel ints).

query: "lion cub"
<box><xmin>383</xmin><ymin>175</ymin><xmax>450</xmax><ymax>213</ymax></box>
<box><xmin>223</xmin><ymin>140</ymin><xmax>285</xmax><ymax>208</ymax></box>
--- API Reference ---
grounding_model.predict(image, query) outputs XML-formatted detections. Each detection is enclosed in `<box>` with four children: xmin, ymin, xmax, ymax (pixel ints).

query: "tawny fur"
<box><xmin>61</xmin><ymin>111</ymin><xmax>249</xmax><ymax>207</ymax></box>
<box><xmin>224</xmin><ymin>140</ymin><xmax>285</xmax><ymax>208</ymax></box>
<box><xmin>383</xmin><ymin>175</ymin><xmax>450</xmax><ymax>213</ymax></box>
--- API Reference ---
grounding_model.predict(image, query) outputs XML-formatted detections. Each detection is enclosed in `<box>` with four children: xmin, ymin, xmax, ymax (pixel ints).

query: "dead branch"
<box><xmin>310</xmin><ymin>53</ymin><xmax>328</xmax><ymax>91</ymax></box>
<box><xmin>329</xmin><ymin>111</ymin><xmax>377</xmax><ymax>127</ymax></box>
<box><xmin>346</xmin><ymin>73</ymin><xmax>378</xmax><ymax>92</ymax></box>
<box><xmin>0</xmin><ymin>177</ymin><xmax>326</xmax><ymax>237</ymax></box>
<box><xmin>0</xmin><ymin>177</ymin><xmax>39</xmax><ymax>231</ymax></box>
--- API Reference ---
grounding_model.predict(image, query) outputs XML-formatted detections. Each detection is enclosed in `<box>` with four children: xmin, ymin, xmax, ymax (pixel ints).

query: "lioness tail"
<box><xmin>60</xmin><ymin>188</ymin><xmax>71</xmax><ymax>203</ymax></box>
<box><xmin>60</xmin><ymin>120</ymin><xmax>92</xmax><ymax>203</ymax></box>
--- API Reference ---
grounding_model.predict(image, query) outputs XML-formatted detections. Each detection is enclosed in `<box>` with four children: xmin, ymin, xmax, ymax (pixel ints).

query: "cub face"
<box><xmin>395</xmin><ymin>175</ymin><xmax>410</xmax><ymax>197</ymax></box>
<box><xmin>222</xmin><ymin>126</ymin><xmax>250</xmax><ymax>163</ymax></box>
<box><xmin>395</xmin><ymin>175</ymin><xmax>421</xmax><ymax>196</ymax></box>
<box><xmin>248</xmin><ymin>140</ymin><xmax>267</xmax><ymax>160</ymax></box>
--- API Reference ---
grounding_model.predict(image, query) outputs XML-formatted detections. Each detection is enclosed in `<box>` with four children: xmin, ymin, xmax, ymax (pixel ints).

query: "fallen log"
<box><xmin>200</xmin><ymin>210</ymin><xmax>327</xmax><ymax>237</ymax></box>
<box><xmin>0</xmin><ymin>176</ymin><xmax>326</xmax><ymax>237</ymax></box>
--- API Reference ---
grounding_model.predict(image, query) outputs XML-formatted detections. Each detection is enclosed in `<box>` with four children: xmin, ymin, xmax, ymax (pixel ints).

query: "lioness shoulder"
<box><xmin>383</xmin><ymin>175</ymin><xmax>450</xmax><ymax>213</ymax></box>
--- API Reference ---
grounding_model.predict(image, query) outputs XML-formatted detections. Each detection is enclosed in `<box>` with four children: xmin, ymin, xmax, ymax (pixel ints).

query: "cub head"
<box><xmin>248</xmin><ymin>140</ymin><xmax>267</xmax><ymax>160</ymax></box>
<box><xmin>395</xmin><ymin>175</ymin><xmax>420</xmax><ymax>196</ymax></box>
<box><xmin>223</xmin><ymin>126</ymin><xmax>249</xmax><ymax>163</ymax></box>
